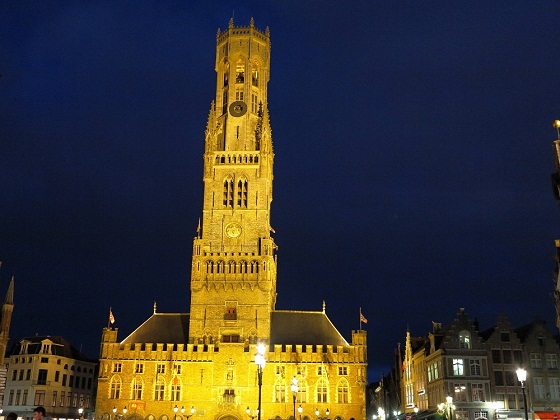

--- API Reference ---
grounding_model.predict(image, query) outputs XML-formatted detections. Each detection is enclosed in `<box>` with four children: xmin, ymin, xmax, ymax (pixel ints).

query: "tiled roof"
<box><xmin>122</xmin><ymin>313</ymin><xmax>190</xmax><ymax>344</ymax></box>
<box><xmin>270</xmin><ymin>310</ymin><xmax>349</xmax><ymax>347</ymax></box>
<box><xmin>8</xmin><ymin>336</ymin><xmax>95</xmax><ymax>362</ymax></box>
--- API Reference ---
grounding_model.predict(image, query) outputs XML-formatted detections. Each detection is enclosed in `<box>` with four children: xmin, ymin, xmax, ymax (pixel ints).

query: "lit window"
<box><xmin>317</xmin><ymin>378</ymin><xmax>328</xmax><ymax>403</ymax></box>
<box><xmin>458</xmin><ymin>331</ymin><xmax>471</xmax><ymax>349</ymax></box>
<box><xmin>453</xmin><ymin>359</ymin><xmax>464</xmax><ymax>376</ymax></box>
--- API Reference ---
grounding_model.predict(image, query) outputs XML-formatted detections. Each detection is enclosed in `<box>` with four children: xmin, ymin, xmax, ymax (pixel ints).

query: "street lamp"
<box><xmin>78</xmin><ymin>408</ymin><xmax>84</xmax><ymax>420</ymax></box>
<box><xmin>186</xmin><ymin>407</ymin><xmax>195</xmax><ymax>420</ymax></box>
<box><xmin>516</xmin><ymin>368</ymin><xmax>529</xmax><ymax>420</ymax></box>
<box><xmin>174</xmin><ymin>405</ymin><xmax>179</xmax><ymax>420</ymax></box>
<box><xmin>112</xmin><ymin>407</ymin><xmax>117</xmax><ymax>420</ymax></box>
<box><xmin>247</xmin><ymin>407</ymin><xmax>258</xmax><ymax>420</ymax></box>
<box><xmin>255</xmin><ymin>343</ymin><xmax>267</xmax><ymax>420</ymax></box>
<box><xmin>298</xmin><ymin>405</ymin><xmax>303</xmax><ymax>420</ymax></box>
<box><xmin>291</xmin><ymin>377</ymin><xmax>299</xmax><ymax>420</ymax></box>
<box><xmin>414</xmin><ymin>407</ymin><xmax>418</xmax><ymax>418</ymax></box>
<box><xmin>437</xmin><ymin>396</ymin><xmax>454</xmax><ymax>420</ymax></box>
<box><xmin>123</xmin><ymin>407</ymin><xmax>127</xmax><ymax>416</ymax></box>
<box><xmin>315</xmin><ymin>408</ymin><xmax>330</xmax><ymax>420</ymax></box>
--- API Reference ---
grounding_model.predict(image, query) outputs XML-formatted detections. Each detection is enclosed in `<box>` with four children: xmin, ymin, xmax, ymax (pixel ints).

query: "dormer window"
<box><xmin>459</xmin><ymin>330</ymin><xmax>471</xmax><ymax>349</ymax></box>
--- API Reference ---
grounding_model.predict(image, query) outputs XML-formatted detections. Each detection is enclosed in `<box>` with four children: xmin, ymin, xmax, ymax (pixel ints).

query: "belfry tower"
<box><xmin>188</xmin><ymin>18</ymin><xmax>277</xmax><ymax>344</ymax></box>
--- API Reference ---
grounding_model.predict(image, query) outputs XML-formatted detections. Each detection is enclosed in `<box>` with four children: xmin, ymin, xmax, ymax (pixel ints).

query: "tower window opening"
<box><xmin>222</xmin><ymin>90</ymin><xmax>228</xmax><ymax>115</ymax></box>
<box><xmin>236</xmin><ymin>61</ymin><xmax>244</xmax><ymax>83</ymax></box>
<box><xmin>237</xmin><ymin>179</ymin><xmax>248</xmax><ymax>208</ymax></box>
<box><xmin>225</xmin><ymin>307</ymin><xmax>237</xmax><ymax>320</ymax></box>
<box><xmin>251</xmin><ymin>93</ymin><xmax>258</xmax><ymax>113</ymax></box>
<box><xmin>235</xmin><ymin>90</ymin><xmax>244</xmax><ymax>101</ymax></box>
<box><xmin>223</xmin><ymin>179</ymin><xmax>234</xmax><ymax>208</ymax></box>
<box><xmin>252</xmin><ymin>67</ymin><xmax>258</xmax><ymax>86</ymax></box>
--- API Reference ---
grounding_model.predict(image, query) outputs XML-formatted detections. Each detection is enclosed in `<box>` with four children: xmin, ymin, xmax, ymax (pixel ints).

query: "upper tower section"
<box><xmin>209</xmin><ymin>17</ymin><xmax>271</xmax><ymax>153</ymax></box>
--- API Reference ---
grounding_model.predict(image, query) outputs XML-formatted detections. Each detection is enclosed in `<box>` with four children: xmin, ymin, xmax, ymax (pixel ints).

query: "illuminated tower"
<box><xmin>188</xmin><ymin>18</ymin><xmax>276</xmax><ymax>344</ymax></box>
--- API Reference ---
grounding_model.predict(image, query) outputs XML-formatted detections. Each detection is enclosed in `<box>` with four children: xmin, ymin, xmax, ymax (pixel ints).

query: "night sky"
<box><xmin>2</xmin><ymin>1</ymin><xmax>560</xmax><ymax>379</ymax></box>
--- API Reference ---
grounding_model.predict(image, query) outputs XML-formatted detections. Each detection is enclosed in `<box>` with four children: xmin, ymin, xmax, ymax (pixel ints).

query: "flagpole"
<box><xmin>359</xmin><ymin>307</ymin><xmax>362</xmax><ymax>330</ymax></box>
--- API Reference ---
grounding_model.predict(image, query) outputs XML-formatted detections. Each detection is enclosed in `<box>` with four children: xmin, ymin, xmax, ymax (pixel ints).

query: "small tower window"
<box><xmin>237</xmin><ymin>179</ymin><xmax>248</xmax><ymax>208</ymax></box>
<box><xmin>235</xmin><ymin>90</ymin><xmax>244</xmax><ymax>101</ymax></box>
<box><xmin>252</xmin><ymin>65</ymin><xmax>258</xmax><ymax>87</ymax></box>
<box><xmin>236</xmin><ymin>60</ymin><xmax>244</xmax><ymax>83</ymax></box>
<box><xmin>223</xmin><ymin>178</ymin><xmax>234</xmax><ymax>208</ymax></box>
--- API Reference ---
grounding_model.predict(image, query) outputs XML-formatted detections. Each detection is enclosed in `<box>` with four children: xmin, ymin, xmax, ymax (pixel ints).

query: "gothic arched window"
<box><xmin>109</xmin><ymin>376</ymin><xmax>121</xmax><ymax>399</ymax></box>
<box><xmin>316</xmin><ymin>378</ymin><xmax>328</xmax><ymax>403</ymax></box>
<box><xmin>223</xmin><ymin>178</ymin><xmax>234</xmax><ymax>208</ymax></box>
<box><xmin>337</xmin><ymin>379</ymin><xmax>349</xmax><ymax>403</ymax></box>
<box><xmin>237</xmin><ymin>179</ymin><xmax>248</xmax><ymax>208</ymax></box>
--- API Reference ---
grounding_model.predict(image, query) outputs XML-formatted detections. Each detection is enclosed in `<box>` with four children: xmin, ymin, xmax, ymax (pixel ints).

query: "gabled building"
<box><xmin>3</xmin><ymin>335</ymin><xmax>97</xmax><ymax>420</ymax></box>
<box><xmin>480</xmin><ymin>314</ymin><xmax>525</xmax><ymax>420</ymax></box>
<box><xmin>95</xmin><ymin>19</ymin><xmax>367</xmax><ymax>420</ymax></box>
<box><xmin>516</xmin><ymin>319</ymin><xmax>560</xmax><ymax>418</ymax></box>
<box><xmin>398</xmin><ymin>309</ymin><xmax>493</xmax><ymax>420</ymax></box>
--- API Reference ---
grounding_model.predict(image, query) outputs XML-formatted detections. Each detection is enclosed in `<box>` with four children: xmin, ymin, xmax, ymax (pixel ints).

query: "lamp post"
<box><xmin>123</xmin><ymin>407</ymin><xmax>127</xmax><ymax>416</ymax></box>
<box><xmin>174</xmin><ymin>405</ymin><xmax>179</xmax><ymax>420</ymax></box>
<box><xmin>255</xmin><ymin>343</ymin><xmax>267</xmax><ymax>420</ymax></box>
<box><xmin>79</xmin><ymin>408</ymin><xmax>84</xmax><ymax>420</ymax></box>
<box><xmin>112</xmin><ymin>407</ymin><xmax>117</xmax><ymax>420</ymax></box>
<box><xmin>414</xmin><ymin>407</ymin><xmax>418</xmax><ymax>419</ymax></box>
<box><xmin>516</xmin><ymin>368</ymin><xmax>529</xmax><ymax>420</ymax></box>
<box><xmin>315</xmin><ymin>408</ymin><xmax>330</xmax><ymax>420</ymax></box>
<box><xmin>437</xmin><ymin>396</ymin><xmax>454</xmax><ymax>420</ymax></box>
<box><xmin>247</xmin><ymin>407</ymin><xmax>258</xmax><ymax>420</ymax></box>
<box><xmin>291</xmin><ymin>377</ymin><xmax>299</xmax><ymax>420</ymax></box>
<box><xmin>186</xmin><ymin>407</ymin><xmax>195</xmax><ymax>420</ymax></box>
<box><xmin>298</xmin><ymin>405</ymin><xmax>303</xmax><ymax>420</ymax></box>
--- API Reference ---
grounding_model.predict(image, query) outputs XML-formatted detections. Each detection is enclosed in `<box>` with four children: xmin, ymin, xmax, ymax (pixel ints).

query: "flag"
<box><xmin>109</xmin><ymin>308</ymin><xmax>115</xmax><ymax>324</ymax></box>
<box><xmin>360</xmin><ymin>313</ymin><xmax>368</xmax><ymax>324</ymax></box>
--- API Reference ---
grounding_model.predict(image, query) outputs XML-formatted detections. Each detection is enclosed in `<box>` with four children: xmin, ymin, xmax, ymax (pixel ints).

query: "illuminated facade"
<box><xmin>3</xmin><ymin>335</ymin><xmax>97</xmax><ymax>419</ymax></box>
<box><xmin>95</xmin><ymin>19</ymin><xmax>367</xmax><ymax>420</ymax></box>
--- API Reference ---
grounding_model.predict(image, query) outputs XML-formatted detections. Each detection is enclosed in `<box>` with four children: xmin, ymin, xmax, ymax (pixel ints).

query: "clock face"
<box><xmin>225</xmin><ymin>222</ymin><xmax>242</xmax><ymax>238</ymax></box>
<box><xmin>229</xmin><ymin>101</ymin><xmax>247</xmax><ymax>117</ymax></box>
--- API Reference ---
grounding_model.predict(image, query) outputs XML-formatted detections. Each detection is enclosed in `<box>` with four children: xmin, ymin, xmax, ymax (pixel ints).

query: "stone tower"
<box><xmin>189</xmin><ymin>18</ymin><xmax>276</xmax><ymax>345</ymax></box>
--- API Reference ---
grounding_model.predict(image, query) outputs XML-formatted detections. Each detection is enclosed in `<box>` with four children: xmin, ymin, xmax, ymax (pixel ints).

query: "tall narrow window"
<box><xmin>154</xmin><ymin>380</ymin><xmax>165</xmax><ymax>401</ymax></box>
<box><xmin>171</xmin><ymin>383</ymin><xmax>181</xmax><ymax>401</ymax></box>
<box><xmin>274</xmin><ymin>379</ymin><xmax>286</xmax><ymax>402</ymax></box>
<box><xmin>237</xmin><ymin>179</ymin><xmax>248</xmax><ymax>208</ymax></box>
<box><xmin>223</xmin><ymin>178</ymin><xmax>234</xmax><ymax>208</ymax></box>
<box><xmin>337</xmin><ymin>381</ymin><xmax>349</xmax><ymax>403</ymax></box>
<box><xmin>317</xmin><ymin>378</ymin><xmax>328</xmax><ymax>403</ymax></box>
<box><xmin>236</xmin><ymin>60</ymin><xmax>244</xmax><ymax>83</ymax></box>
<box><xmin>110</xmin><ymin>378</ymin><xmax>121</xmax><ymax>399</ymax></box>
<box><xmin>132</xmin><ymin>378</ymin><xmax>143</xmax><ymax>400</ymax></box>
<box><xmin>453</xmin><ymin>359</ymin><xmax>464</xmax><ymax>376</ymax></box>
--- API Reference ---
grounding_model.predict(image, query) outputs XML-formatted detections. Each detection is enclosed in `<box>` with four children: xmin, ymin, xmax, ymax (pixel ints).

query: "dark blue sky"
<box><xmin>2</xmin><ymin>1</ymin><xmax>560</xmax><ymax>379</ymax></box>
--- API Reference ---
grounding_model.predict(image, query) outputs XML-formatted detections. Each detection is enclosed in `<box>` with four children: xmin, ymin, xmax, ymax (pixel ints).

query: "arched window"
<box><xmin>237</xmin><ymin>179</ymin><xmax>248</xmax><ymax>208</ymax></box>
<box><xmin>240</xmin><ymin>261</ymin><xmax>247</xmax><ymax>274</ymax></box>
<box><xmin>274</xmin><ymin>378</ymin><xmax>286</xmax><ymax>402</ymax></box>
<box><xmin>252</xmin><ymin>64</ymin><xmax>259</xmax><ymax>86</ymax></box>
<box><xmin>223</xmin><ymin>62</ymin><xmax>229</xmax><ymax>87</ymax></box>
<box><xmin>171</xmin><ymin>378</ymin><xmax>181</xmax><ymax>401</ymax></box>
<box><xmin>236</xmin><ymin>59</ymin><xmax>245</xmax><ymax>83</ymax></box>
<box><xmin>337</xmin><ymin>379</ymin><xmax>349</xmax><ymax>403</ymax></box>
<box><xmin>206</xmin><ymin>261</ymin><xmax>214</xmax><ymax>274</ymax></box>
<box><xmin>459</xmin><ymin>330</ymin><xmax>471</xmax><ymax>349</ymax></box>
<box><xmin>228</xmin><ymin>261</ymin><xmax>236</xmax><ymax>274</ymax></box>
<box><xmin>223</xmin><ymin>178</ymin><xmax>234</xmax><ymax>208</ymax></box>
<box><xmin>131</xmin><ymin>377</ymin><xmax>143</xmax><ymax>400</ymax></box>
<box><xmin>316</xmin><ymin>378</ymin><xmax>328</xmax><ymax>403</ymax></box>
<box><xmin>109</xmin><ymin>376</ymin><xmax>121</xmax><ymax>399</ymax></box>
<box><xmin>297</xmin><ymin>381</ymin><xmax>307</xmax><ymax>403</ymax></box>
<box><xmin>217</xmin><ymin>261</ymin><xmax>225</xmax><ymax>274</ymax></box>
<box><xmin>154</xmin><ymin>377</ymin><xmax>165</xmax><ymax>401</ymax></box>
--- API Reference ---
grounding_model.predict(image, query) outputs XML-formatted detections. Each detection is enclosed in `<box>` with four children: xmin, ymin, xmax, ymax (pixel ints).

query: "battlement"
<box><xmin>216</xmin><ymin>18</ymin><xmax>270</xmax><ymax>45</ymax></box>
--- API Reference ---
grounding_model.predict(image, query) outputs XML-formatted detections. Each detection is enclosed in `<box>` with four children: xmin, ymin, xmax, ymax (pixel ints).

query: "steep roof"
<box><xmin>122</xmin><ymin>313</ymin><xmax>190</xmax><ymax>344</ymax></box>
<box><xmin>270</xmin><ymin>310</ymin><xmax>349</xmax><ymax>347</ymax></box>
<box><xmin>8</xmin><ymin>335</ymin><xmax>95</xmax><ymax>363</ymax></box>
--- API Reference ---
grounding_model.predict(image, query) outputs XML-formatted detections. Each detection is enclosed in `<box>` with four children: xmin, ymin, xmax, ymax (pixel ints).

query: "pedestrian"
<box><xmin>33</xmin><ymin>407</ymin><xmax>46</xmax><ymax>420</ymax></box>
